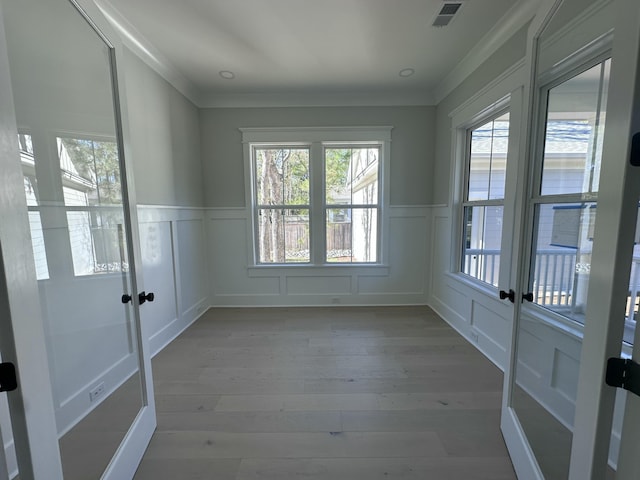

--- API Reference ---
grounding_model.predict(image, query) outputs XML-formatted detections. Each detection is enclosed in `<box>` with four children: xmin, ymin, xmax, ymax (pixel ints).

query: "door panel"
<box><xmin>0</xmin><ymin>0</ymin><xmax>155</xmax><ymax>478</ymax></box>
<box><xmin>502</xmin><ymin>0</ymin><xmax>640</xmax><ymax>478</ymax></box>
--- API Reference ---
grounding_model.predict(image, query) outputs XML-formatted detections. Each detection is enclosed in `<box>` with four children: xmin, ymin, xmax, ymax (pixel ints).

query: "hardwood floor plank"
<box><xmin>141</xmin><ymin>431</ymin><xmax>447</xmax><ymax>459</ymax></box>
<box><xmin>235</xmin><ymin>457</ymin><xmax>516</xmax><ymax>480</ymax></box>
<box><xmin>134</xmin><ymin>458</ymin><xmax>240</xmax><ymax>480</ymax></box>
<box><xmin>157</xmin><ymin>411</ymin><xmax>342</xmax><ymax>433</ymax></box>
<box><xmin>214</xmin><ymin>393</ymin><xmax>380</xmax><ymax>412</ymax></box>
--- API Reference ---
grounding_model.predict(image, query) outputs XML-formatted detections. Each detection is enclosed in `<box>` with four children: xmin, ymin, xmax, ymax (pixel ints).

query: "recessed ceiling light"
<box><xmin>399</xmin><ymin>68</ymin><xmax>415</xmax><ymax>78</ymax></box>
<box><xmin>219</xmin><ymin>70</ymin><xmax>235</xmax><ymax>80</ymax></box>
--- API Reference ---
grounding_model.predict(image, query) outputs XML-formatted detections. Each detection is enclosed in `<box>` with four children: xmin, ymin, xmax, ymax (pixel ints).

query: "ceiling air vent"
<box><xmin>432</xmin><ymin>2</ymin><xmax>463</xmax><ymax>27</ymax></box>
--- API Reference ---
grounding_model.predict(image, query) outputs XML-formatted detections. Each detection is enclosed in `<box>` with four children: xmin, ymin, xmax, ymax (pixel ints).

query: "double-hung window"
<box><xmin>461</xmin><ymin>112</ymin><xmax>510</xmax><ymax>286</ymax></box>
<box><xmin>242</xmin><ymin>127</ymin><xmax>391</xmax><ymax>267</ymax></box>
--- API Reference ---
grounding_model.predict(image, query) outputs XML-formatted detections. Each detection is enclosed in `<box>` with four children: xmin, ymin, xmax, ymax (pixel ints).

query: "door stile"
<box><xmin>0</xmin><ymin>4</ymin><xmax>63</xmax><ymax>479</ymax></box>
<box><xmin>498</xmin><ymin>1</ymin><xmax>567</xmax><ymax>478</ymax></box>
<box><xmin>71</xmin><ymin>0</ymin><xmax>158</xmax><ymax>477</ymax></box>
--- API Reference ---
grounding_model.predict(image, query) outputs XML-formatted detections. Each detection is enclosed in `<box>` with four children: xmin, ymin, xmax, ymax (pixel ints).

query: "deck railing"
<box><xmin>464</xmin><ymin>249</ymin><xmax>640</xmax><ymax>343</ymax></box>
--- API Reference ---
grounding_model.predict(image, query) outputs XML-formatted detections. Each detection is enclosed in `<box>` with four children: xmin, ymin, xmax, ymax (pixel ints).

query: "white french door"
<box><xmin>501</xmin><ymin>0</ymin><xmax>640</xmax><ymax>478</ymax></box>
<box><xmin>0</xmin><ymin>0</ymin><xmax>155</xmax><ymax>478</ymax></box>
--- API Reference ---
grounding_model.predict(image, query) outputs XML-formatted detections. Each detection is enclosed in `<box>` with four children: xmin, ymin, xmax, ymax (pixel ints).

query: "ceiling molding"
<box><xmin>433</xmin><ymin>0</ymin><xmax>538</xmax><ymax>105</ymax></box>
<box><xmin>94</xmin><ymin>0</ymin><xmax>202</xmax><ymax>106</ymax></box>
<box><xmin>198</xmin><ymin>91</ymin><xmax>435</xmax><ymax>109</ymax></box>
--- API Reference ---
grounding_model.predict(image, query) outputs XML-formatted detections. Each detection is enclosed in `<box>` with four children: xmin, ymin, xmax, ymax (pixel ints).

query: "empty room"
<box><xmin>0</xmin><ymin>0</ymin><xmax>639</xmax><ymax>478</ymax></box>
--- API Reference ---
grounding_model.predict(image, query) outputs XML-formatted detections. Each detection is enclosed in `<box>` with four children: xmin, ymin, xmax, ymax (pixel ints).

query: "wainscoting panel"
<box><xmin>138</xmin><ymin>206</ymin><xmax>210</xmax><ymax>356</ymax></box>
<box><xmin>207</xmin><ymin>206</ymin><xmax>431</xmax><ymax>306</ymax></box>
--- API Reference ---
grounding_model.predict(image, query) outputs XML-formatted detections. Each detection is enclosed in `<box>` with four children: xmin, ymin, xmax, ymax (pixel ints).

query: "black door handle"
<box><xmin>138</xmin><ymin>291</ymin><xmax>155</xmax><ymax>305</ymax></box>
<box><xmin>121</xmin><ymin>294</ymin><xmax>132</xmax><ymax>304</ymax></box>
<box><xmin>522</xmin><ymin>292</ymin><xmax>534</xmax><ymax>302</ymax></box>
<box><xmin>499</xmin><ymin>289</ymin><xmax>515</xmax><ymax>303</ymax></box>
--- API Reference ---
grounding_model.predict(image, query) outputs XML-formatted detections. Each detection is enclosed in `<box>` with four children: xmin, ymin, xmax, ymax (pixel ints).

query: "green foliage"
<box><xmin>325</xmin><ymin>148</ymin><xmax>351</xmax><ymax>203</ymax></box>
<box><xmin>60</xmin><ymin>138</ymin><xmax>121</xmax><ymax>205</ymax></box>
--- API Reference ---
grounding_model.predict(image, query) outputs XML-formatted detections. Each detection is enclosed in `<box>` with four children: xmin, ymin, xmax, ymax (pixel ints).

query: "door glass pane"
<box><xmin>623</xmin><ymin>206</ymin><xmax>640</xmax><ymax>346</ymax></box>
<box><xmin>529</xmin><ymin>202</ymin><xmax>596</xmax><ymax>324</ymax></box>
<box><xmin>4</xmin><ymin>0</ymin><xmax>144</xmax><ymax>478</ymax></box>
<box><xmin>540</xmin><ymin>60</ymin><xmax>611</xmax><ymax>196</ymax></box>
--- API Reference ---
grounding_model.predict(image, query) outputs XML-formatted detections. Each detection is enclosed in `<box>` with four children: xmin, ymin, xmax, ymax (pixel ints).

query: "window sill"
<box><xmin>445</xmin><ymin>271</ymin><xmax>501</xmax><ymax>300</ymax></box>
<box><xmin>248</xmin><ymin>264</ymin><xmax>390</xmax><ymax>277</ymax></box>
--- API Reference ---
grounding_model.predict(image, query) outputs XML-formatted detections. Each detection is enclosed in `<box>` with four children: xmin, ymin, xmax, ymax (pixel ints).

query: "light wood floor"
<box><xmin>133</xmin><ymin>306</ymin><xmax>516</xmax><ymax>479</ymax></box>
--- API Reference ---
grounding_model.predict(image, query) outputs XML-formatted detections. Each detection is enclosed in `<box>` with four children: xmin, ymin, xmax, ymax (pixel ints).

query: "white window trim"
<box><xmin>241</xmin><ymin>126</ymin><xmax>392</xmax><ymax>270</ymax></box>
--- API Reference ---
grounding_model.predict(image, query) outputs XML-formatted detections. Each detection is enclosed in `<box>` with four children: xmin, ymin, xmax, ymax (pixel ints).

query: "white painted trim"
<box><xmin>240</xmin><ymin>126</ymin><xmax>393</xmax><ymax>143</ymax></box>
<box><xmin>247</xmin><ymin>265</ymin><xmax>390</xmax><ymax>278</ymax></box>
<box><xmin>434</xmin><ymin>0</ymin><xmax>538</xmax><ymax>104</ymax></box>
<box><xmin>449</xmin><ymin>59</ymin><xmax>525</xmax><ymax>121</ymax></box>
<box><xmin>93</xmin><ymin>0</ymin><xmax>202</xmax><ymax>106</ymax></box>
<box><xmin>200</xmin><ymin>90</ymin><xmax>435</xmax><ymax>108</ymax></box>
<box><xmin>137</xmin><ymin>205</ymin><xmax>205</xmax><ymax>223</ymax></box>
<box><xmin>538</xmin><ymin>0</ymin><xmax>612</xmax><ymax>57</ymax></box>
<box><xmin>211</xmin><ymin>295</ymin><xmax>429</xmax><ymax>307</ymax></box>
<box><xmin>501</xmin><ymin>406</ymin><xmax>545</xmax><ymax>480</ymax></box>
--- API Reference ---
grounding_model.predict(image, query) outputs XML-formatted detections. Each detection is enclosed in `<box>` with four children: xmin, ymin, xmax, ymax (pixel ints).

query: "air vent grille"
<box><xmin>432</xmin><ymin>2</ymin><xmax>463</xmax><ymax>27</ymax></box>
<box><xmin>439</xmin><ymin>3</ymin><xmax>461</xmax><ymax>15</ymax></box>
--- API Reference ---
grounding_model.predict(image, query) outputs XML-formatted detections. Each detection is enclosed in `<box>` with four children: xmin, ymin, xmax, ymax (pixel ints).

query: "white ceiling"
<box><xmin>97</xmin><ymin>0</ymin><xmax>537</xmax><ymax>107</ymax></box>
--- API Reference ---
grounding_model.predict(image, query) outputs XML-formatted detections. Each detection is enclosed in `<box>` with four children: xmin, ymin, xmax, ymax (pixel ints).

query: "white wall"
<box><xmin>123</xmin><ymin>47</ymin><xmax>209</xmax><ymax>353</ymax></box>
<box><xmin>207</xmin><ymin>206</ymin><xmax>432</xmax><ymax>306</ymax></box>
<box><xmin>200</xmin><ymin>106</ymin><xmax>435</xmax><ymax>306</ymax></box>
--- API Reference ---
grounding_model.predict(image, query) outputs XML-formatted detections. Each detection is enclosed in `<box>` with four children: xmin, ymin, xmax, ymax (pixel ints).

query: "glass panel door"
<box><xmin>502</xmin><ymin>0</ymin><xmax>640</xmax><ymax>477</ymax></box>
<box><xmin>511</xmin><ymin>56</ymin><xmax>612</xmax><ymax>479</ymax></box>
<box><xmin>1</xmin><ymin>0</ymin><xmax>151</xmax><ymax>478</ymax></box>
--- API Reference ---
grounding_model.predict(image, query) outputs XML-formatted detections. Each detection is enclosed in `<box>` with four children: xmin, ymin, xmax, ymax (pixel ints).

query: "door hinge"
<box><xmin>605</xmin><ymin>357</ymin><xmax>640</xmax><ymax>397</ymax></box>
<box><xmin>0</xmin><ymin>363</ymin><xmax>17</xmax><ymax>392</ymax></box>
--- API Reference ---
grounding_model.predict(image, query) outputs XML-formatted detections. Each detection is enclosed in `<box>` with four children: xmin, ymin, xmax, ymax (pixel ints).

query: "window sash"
<box><xmin>460</xmin><ymin>110</ymin><xmax>510</xmax><ymax>285</ymax></box>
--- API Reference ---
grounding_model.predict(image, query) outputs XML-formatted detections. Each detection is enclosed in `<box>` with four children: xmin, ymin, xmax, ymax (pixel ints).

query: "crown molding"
<box><xmin>198</xmin><ymin>90</ymin><xmax>435</xmax><ymax>109</ymax></box>
<box><xmin>433</xmin><ymin>0</ymin><xmax>538</xmax><ymax>105</ymax></box>
<box><xmin>94</xmin><ymin>0</ymin><xmax>202</xmax><ymax>106</ymax></box>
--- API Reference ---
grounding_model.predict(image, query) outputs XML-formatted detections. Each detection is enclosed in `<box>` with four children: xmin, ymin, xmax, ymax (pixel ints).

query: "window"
<box><xmin>58</xmin><ymin>136</ymin><xmax>128</xmax><ymax>276</ymax></box>
<box><xmin>19</xmin><ymin>133</ymin><xmax>50</xmax><ymax>280</ymax></box>
<box><xmin>242</xmin><ymin>127</ymin><xmax>391</xmax><ymax>266</ymax></box>
<box><xmin>461</xmin><ymin>112</ymin><xmax>510</xmax><ymax>286</ymax></box>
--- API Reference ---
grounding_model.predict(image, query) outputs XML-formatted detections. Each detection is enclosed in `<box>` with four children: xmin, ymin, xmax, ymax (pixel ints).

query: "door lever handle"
<box><xmin>138</xmin><ymin>291</ymin><xmax>155</xmax><ymax>305</ymax></box>
<box><xmin>499</xmin><ymin>289</ymin><xmax>515</xmax><ymax>303</ymax></box>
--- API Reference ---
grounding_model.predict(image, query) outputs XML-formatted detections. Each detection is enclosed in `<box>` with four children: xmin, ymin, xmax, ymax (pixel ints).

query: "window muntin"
<box><xmin>461</xmin><ymin>112</ymin><xmax>510</xmax><ymax>286</ymax></box>
<box><xmin>325</xmin><ymin>147</ymin><xmax>380</xmax><ymax>263</ymax></box>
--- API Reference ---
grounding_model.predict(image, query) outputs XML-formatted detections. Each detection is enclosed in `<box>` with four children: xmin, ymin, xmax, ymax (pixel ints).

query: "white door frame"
<box><xmin>0</xmin><ymin>0</ymin><xmax>156</xmax><ymax>478</ymax></box>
